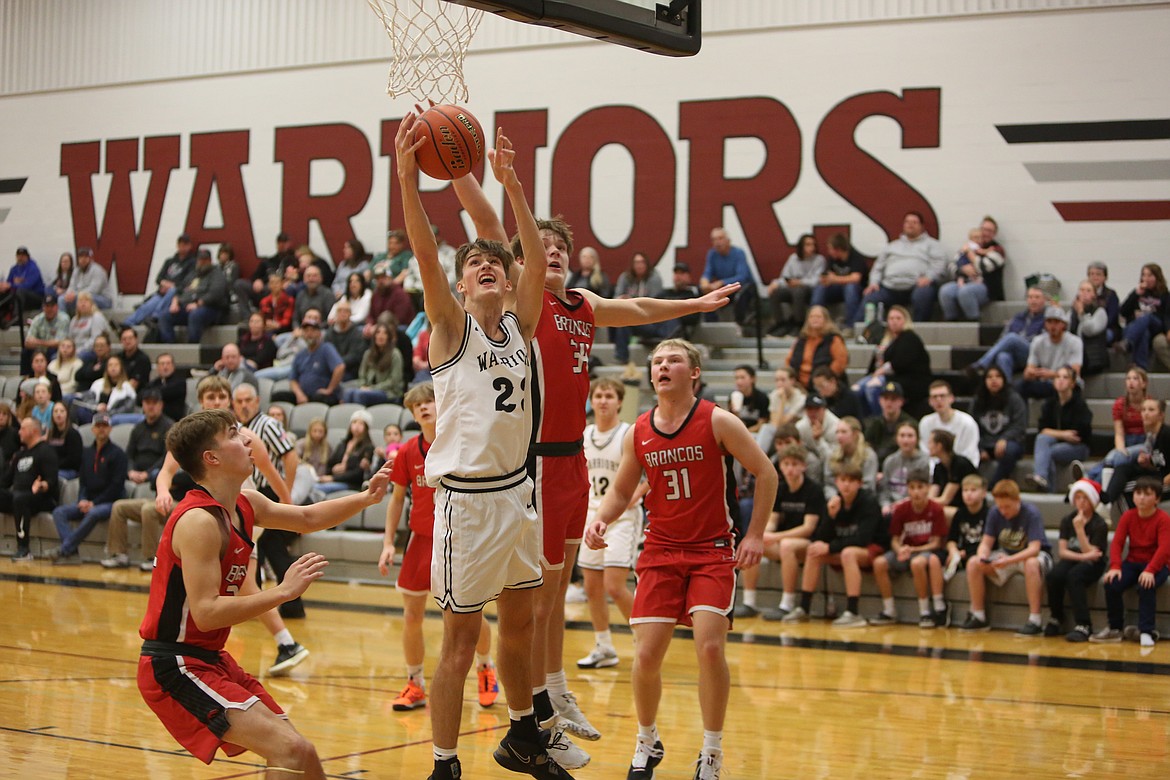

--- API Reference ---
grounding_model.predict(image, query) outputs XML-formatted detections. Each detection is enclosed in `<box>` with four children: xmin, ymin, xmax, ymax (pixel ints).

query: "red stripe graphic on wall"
<box><xmin>1053</xmin><ymin>201</ymin><xmax>1170</xmax><ymax>222</ymax></box>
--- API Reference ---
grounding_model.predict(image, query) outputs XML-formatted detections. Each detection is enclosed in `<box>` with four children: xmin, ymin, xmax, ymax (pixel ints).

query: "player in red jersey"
<box><xmin>454</xmin><ymin>175</ymin><xmax>739</xmax><ymax>756</ymax></box>
<box><xmin>585</xmin><ymin>339</ymin><xmax>778</xmax><ymax>780</ymax></box>
<box><xmin>137</xmin><ymin>409</ymin><xmax>391</xmax><ymax>776</ymax></box>
<box><xmin>377</xmin><ymin>382</ymin><xmax>499</xmax><ymax>712</ymax></box>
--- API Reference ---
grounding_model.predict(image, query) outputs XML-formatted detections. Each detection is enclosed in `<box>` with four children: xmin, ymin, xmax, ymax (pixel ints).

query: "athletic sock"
<box><xmin>595</xmin><ymin>629</ymin><xmax>614</xmax><ymax>648</ymax></box>
<box><xmin>637</xmin><ymin>723</ymin><xmax>659</xmax><ymax>743</ymax></box>
<box><xmin>476</xmin><ymin>653</ymin><xmax>492</xmax><ymax>668</ymax></box>
<box><xmin>533</xmin><ymin>688</ymin><xmax>555</xmax><ymax>723</ymax></box>
<box><xmin>883</xmin><ymin>597</ymin><xmax>896</xmax><ymax>615</ymax></box>
<box><xmin>800</xmin><ymin>590</ymin><xmax>813</xmax><ymax>612</ymax></box>
<box><xmin>407</xmin><ymin>664</ymin><xmax>425</xmax><ymax>687</ymax></box>
<box><xmin>274</xmin><ymin>628</ymin><xmax>294</xmax><ymax>647</ymax></box>
<box><xmin>847</xmin><ymin>596</ymin><xmax>859</xmax><ymax>615</ymax></box>
<box><xmin>917</xmin><ymin>598</ymin><xmax>930</xmax><ymax>615</ymax></box>
<box><xmin>545</xmin><ymin>669</ymin><xmax>568</xmax><ymax>698</ymax></box>
<box><xmin>434</xmin><ymin>746</ymin><xmax>458</xmax><ymax>761</ymax></box>
<box><xmin>508</xmin><ymin>708</ymin><xmax>541</xmax><ymax>743</ymax></box>
<box><xmin>742</xmin><ymin>589</ymin><xmax>757</xmax><ymax>608</ymax></box>
<box><xmin>779</xmin><ymin>592</ymin><xmax>797</xmax><ymax>611</ymax></box>
<box><xmin>702</xmin><ymin>730</ymin><xmax>723</xmax><ymax>753</ymax></box>
<box><xmin>972</xmin><ymin>609</ymin><xmax>987</xmax><ymax>621</ymax></box>
<box><xmin>933</xmin><ymin>595</ymin><xmax>947</xmax><ymax>611</ymax></box>
<box><xmin>1028</xmin><ymin>613</ymin><xmax>1042</xmax><ymax>626</ymax></box>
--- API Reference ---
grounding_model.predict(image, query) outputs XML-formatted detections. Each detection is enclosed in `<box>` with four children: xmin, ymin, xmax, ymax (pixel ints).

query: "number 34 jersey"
<box><xmin>426</xmin><ymin>311</ymin><xmax>532</xmax><ymax>486</ymax></box>
<box><xmin>634</xmin><ymin>398</ymin><xmax>734</xmax><ymax>549</ymax></box>
<box><xmin>584</xmin><ymin>422</ymin><xmax>642</xmax><ymax>525</ymax></box>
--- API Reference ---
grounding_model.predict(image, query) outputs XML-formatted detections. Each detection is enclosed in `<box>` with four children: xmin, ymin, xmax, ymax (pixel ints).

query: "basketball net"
<box><xmin>366</xmin><ymin>0</ymin><xmax>484</xmax><ymax>103</ymax></box>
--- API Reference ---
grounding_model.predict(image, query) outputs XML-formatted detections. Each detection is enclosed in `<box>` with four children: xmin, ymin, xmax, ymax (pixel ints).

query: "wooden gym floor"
<box><xmin>2</xmin><ymin>560</ymin><xmax>1168</xmax><ymax>779</ymax></box>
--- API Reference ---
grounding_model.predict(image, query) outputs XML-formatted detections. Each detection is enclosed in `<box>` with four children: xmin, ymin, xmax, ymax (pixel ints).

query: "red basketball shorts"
<box><xmin>630</xmin><ymin>543</ymin><xmax>738</xmax><ymax>628</ymax></box>
<box><xmin>138</xmin><ymin>648</ymin><xmax>284</xmax><ymax>764</ymax></box>
<box><xmin>531</xmin><ymin>451</ymin><xmax>589</xmax><ymax>569</ymax></box>
<box><xmin>396</xmin><ymin>531</ymin><xmax>433</xmax><ymax>596</ymax></box>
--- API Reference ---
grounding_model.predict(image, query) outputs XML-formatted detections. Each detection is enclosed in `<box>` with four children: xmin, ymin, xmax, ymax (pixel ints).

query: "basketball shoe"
<box><xmin>478</xmin><ymin>664</ymin><xmax>499</xmax><ymax>707</ymax></box>
<box><xmin>392</xmin><ymin>680</ymin><xmax>427</xmax><ymax>711</ymax></box>
<box><xmin>268</xmin><ymin>642</ymin><xmax>309</xmax><ymax>676</ymax></box>
<box><xmin>576</xmin><ymin>644</ymin><xmax>619</xmax><ymax>669</ymax></box>
<box><xmin>627</xmin><ymin>738</ymin><xmax>665</xmax><ymax>779</ymax></box>
<box><xmin>494</xmin><ymin>732</ymin><xmax>576</xmax><ymax>778</ymax></box>
<box><xmin>549</xmin><ymin>690</ymin><xmax>601</xmax><ymax>741</ymax></box>
<box><xmin>693</xmin><ymin>748</ymin><xmax>723</xmax><ymax>779</ymax></box>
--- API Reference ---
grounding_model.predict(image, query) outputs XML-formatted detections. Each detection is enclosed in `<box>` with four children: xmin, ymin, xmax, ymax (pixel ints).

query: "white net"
<box><xmin>366</xmin><ymin>0</ymin><xmax>484</xmax><ymax>103</ymax></box>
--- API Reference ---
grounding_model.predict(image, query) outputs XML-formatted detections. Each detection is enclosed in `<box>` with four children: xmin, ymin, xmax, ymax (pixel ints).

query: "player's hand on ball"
<box><xmin>584</xmin><ymin>520</ymin><xmax>608</xmax><ymax>550</ymax></box>
<box><xmin>283</xmin><ymin>553</ymin><xmax>328</xmax><ymax>599</ymax></box>
<box><xmin>394</xmin><ymin>112</ymin><xmax>425</xmax><ymax>178</ymax></box>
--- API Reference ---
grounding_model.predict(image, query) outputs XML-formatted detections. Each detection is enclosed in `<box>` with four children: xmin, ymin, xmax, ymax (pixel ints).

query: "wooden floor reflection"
<box><xmin>1</xmin><ymin>561</ymin><xmax>1167</xmax><ymax>778</ymax></box>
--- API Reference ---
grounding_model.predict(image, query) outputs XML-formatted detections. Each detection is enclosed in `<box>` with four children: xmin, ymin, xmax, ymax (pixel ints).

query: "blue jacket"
<box><xmin>1003</xmin><ymin>309</ymin><xmax>1046</xmax><ymax>341</ymax></box>
<box><xmin>79</xmin><ymin>440</ymin><xmax>128</xmax><ymax>505</ymax></box>
<box><xmin>702</xmin><ymin>246</ymin><xmax>753</xmax><ymax>289</ymax></box>
<box><xmin>7</xmin><ymin>258</ymin><xmax>44</xmax><ymax>296</ymax></box>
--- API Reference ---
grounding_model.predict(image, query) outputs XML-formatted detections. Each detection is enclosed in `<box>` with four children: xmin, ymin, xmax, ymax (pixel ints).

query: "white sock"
<box><xmin>637</xmin><ymin>723</ymin><xmax>659</xmax><ymax>743</ymax></box>
<box><xmin>274</xmin><ymin>628</ymin><xmax>293</xmax><ymax>646</ymax></box>
<box><xmin>882</xmin><ymin>597</ymin><xmax>896</xmax><ymax>615</ymax></box>
<box><xmin>476</xmin><ymin>653</ymin><xmax>492</xmax><ymax>668</ymax></box>
<box><xmin>407</xmin><ymin>664</ymin><xmax>425</xmax><ymax>687</ymax></box>
<box><xmin>1028</xmin><ymin>613</ymin><xmax>1042</xmax><ymax>626</ymax></box>
<box><xmin>545</xmin><ymin>669</ymin><xmax>568</xmax><ymax>697</ymax></box>
<box><xmin>509</xmin><ymin>706</ymin><xmax>534</xmax><ymax>720</ymax></box>
<box><xmin>434</xmin><ymin>746</ymin><xmax>457</xmax><ymax>761</ymax></box>
<box><xmin>779</xmin><ymin>592</ymin><xmax>797</xmax><ymax>611</ymax></box>
<box><xmin>595</xmin><ymin>629</ymin><xmax>613</xmax><ymax>648</ymax></box>
<box><xmin>742</xmin><ymin>589</ymin><xmax>757</xmax><ymax>608</ymax></box>
<box><xmin>972</xmin><ymin>609</ymin><xmax>986</xmax><ymax>621</ymax></box>
<box><xmin>933</xmin><ymin>595</ymin><xmax>947</xmax><ymax>611</ymax></box>
<box><xmin>702</xmin><ymin>730</ymin><xmax>723</xmax><ymax>753</ymax></box>
<box><xmin>917</xmin><ymin>598</ymin><xmax>930</xmax><ymax>614</ymax></box>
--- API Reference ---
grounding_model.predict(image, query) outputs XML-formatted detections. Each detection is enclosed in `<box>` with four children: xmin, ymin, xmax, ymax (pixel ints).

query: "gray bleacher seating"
<box><xmin>289</xmin><ymin>402</ymin><xmax>329</xmax><ymax>436</ymax></box>
<box><xmin>326</xmin><ymin>403</ymin><xmax>365</xmax><ymax>428</ymax></box>
<box><xmin>369</xmin><ymin>403</ymin><xmax>406</xmax><ymax>433</ymax></box>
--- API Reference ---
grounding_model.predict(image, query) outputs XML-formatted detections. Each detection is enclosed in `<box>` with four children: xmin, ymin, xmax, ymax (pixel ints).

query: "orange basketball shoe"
<box><xmin>392</xmin><ymin>680</ymin><xmax>427</xmax><ymax>711</ymax></box>
<box><xmin>478</xmin><ymin>664</ymin><xmax>499</xmax><ymax>708</ymax></box>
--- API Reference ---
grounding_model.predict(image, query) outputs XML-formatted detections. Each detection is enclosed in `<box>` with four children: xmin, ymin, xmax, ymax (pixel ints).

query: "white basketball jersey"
<box><xmin>426</xmin><ymin>311</ymin><xmax>532</xmax><ymax>487</ymax></box>
<box><xmin>583</xmin><ymin>421</ymin><xmax>641</xmax><ymax>524</ymax></box>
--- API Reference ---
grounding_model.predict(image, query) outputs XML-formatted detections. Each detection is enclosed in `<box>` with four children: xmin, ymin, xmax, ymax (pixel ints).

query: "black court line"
<box><xmin>0</xmin><ymin>642</ymin><xmax>138</xmax><ymax>665</ymax></box>
<box><xmin>0</xmin><ymin>675</ymin><xmax>133</xmax><ymax>685</ymax></box>
<box><xmin>7</xmin><ymin>571</ymin><xmax>1170</xmax><ymax>677</ymax></box>
<box><xmin>997</xmin><ymin>118</ymin><xmax>1170</xmax><ymax>144</ymax></box>
<box><xmin>0</xmin><ymin>177</ymin><xmax>27</xmax><ymax>194</ymax></box>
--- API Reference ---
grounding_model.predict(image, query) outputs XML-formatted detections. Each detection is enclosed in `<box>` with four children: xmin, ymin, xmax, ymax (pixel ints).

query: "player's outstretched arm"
<box><xmin>452</xmin><ymin>170</ymin><xmax>508</xmax><ymax>244</ymax></box>
<box><xmin>247</xmin><ymin>462</ymin><xmax>393</xmax><ymax>534</ymax></box>
<box><xmin>585</xmin><ymin>427</ymin><xmax>642</xmax><ymax>549</ymax></box>
<box><xmin>583</xmin><ymin>283</ymin><xmax>741</xmax><ymax>328</ymax></box>
<box><xmin>172</xmin><ymin>508</ymin><xmax>327</xmax><ymax>631</ymax></box>
<box><xmin>395</xmin><ymin>112</ymin><xmax>465</xmax><ymax>338</ymax></box>
<box><xmin>712</xmin><ymin>407</ymin><xmax>778</xmax><ymax>569</ymax></box>
<box><xmin>491</xmin><ymin>128</ymin><xmax>546</xmax><ymax>340</ymax></box>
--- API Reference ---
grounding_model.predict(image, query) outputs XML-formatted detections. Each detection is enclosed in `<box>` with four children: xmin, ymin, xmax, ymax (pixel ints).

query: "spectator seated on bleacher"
<box><xmin>822</xmin><ymin>416</ymin><xmax>878</xmax><ymax>500</ymax></box>
<box><xmin>861</xmin><ymin>211</ymin><xmax>947</xmax><ymax>324</ymax></box>
<box><xmin>969</xmin><ymin>366</ymin><xmax>1028</xmax><ymax>487</ymax></box>
<box><xmin>942</xmin><ymin>474</ymin><xmax>991</xmax><ymax>585</ymax></box>
<box><xmin>364</xmin><ymin>262</ymin><xmax>415</xmax><ymax>340</ymax></box>
<box><xmin>611</xmin><ymin>261</ymin><xmax>699</xmax><ymax>364</ymax></box>
<box><xmin>76</xmin><ymin>355</ymin><xmax>135</xmax><ymax>425</ymax></box>
<box><xmin>1080</xmin><ymin>366</ymin><xmax>1148</xmax><ymax>485</ymax></box>
<box><xmin>296</xmin><ymin>418</ymin><xmax>332</xmax><ymax>479</ymax></box>
<box><xmin>812</xmin><ymin>366</ymin><xmax>862</xmax><ymax>421</ymax></box>
<box><xmin>1045</xmin><ymin>478</ymin><xmax>1110</xmax><ymax>643</ymax></box>
<box><xmin>568</xmin><ymin>246</ymin><xmax>614</xmax><ymax>299</ymax></box>
<box><xmin>919</xmin><ymin>379</ymin><xmax>981</xmax><ymax>467</ymax></box>
<box><xmin>24</xmin><ymin>293</ymin><xmax>68</xmax><ymax>364</ymax></box>
<box><xmin>852</xmin><ymin>304</ymin><xmax>931</xmax><ymax>417</ymax></box>
<box><xmin>927</xmin><ymin>429</ymin><xmax>978</xmax><ymax>509</ymax></box>
<box><xmin>49</xmin><ymin>252</ymin><xmax>73</xmax><ymax>300</ymax></box>
<box><xmin>0</xmin><ymin>402</ymin><xmax>19</xmax><ymax>465</ymax></box>
<box><xmin>23</xmin><ymin>380</ymin><xmax>52</xmax><ymax>432</ymax></box>
<box><xmin>342</xmin><ymin>323</ymin><xmax>404</xmax><ymax>406</ymax></box>
<box><xmin>958</xmin><ymin>478</ymin><xmax>1052</xmax><ymax>635</ymax></box>
<box><xmin>156</xmin><ymin>248</ymin><xmax>230</xmax><ymax>344</ymax></box>
<box><xmin>316</xmin><ymin>410</ymin><xmax>375</xmax><ymax>495</ymax></box>
<box><xmin>1091</xmin><ymin>476</ymin><xmax>1170</xmax><ymax>647</ymax></box>
<box><xmin>117</xmin><ymin>327</ymin><xmax>152</xmax><ymax>394</ymax></box>
<box><xmin>125</xmin><ymin>389</ymin><xmax>173</xmax><ymax>490</ymax></box>
<box><xmin>864</xmin><ymin>382</ymin><xmax>917</xmax><ymax>465</ymax></box>
<box><xmin>45</xmin><ymin>412</ymin><xmax>127</xmax><ymax>565</ymax></box>
<box><xmin>16</xmin><ymin>350</ymin><xmax>62</xmax><ymax>407</ymax></box>
<box><xmin>1100</xmin><ymin>398</ymin><xmax>1170</xmax><ymax>511</ymax></box>
<box><xmin>766</xmin><ymin>233</ymin><xmax>823</xmax><ymax>338</ymax></box>
<box><xmin>609</xmin><ymin>251</ymin><xmax>664</xmax><ymax>362</ymax></box>
<box><xmin>67</xmin><ymin>293</ymin><xmax>109</xmax><ymax>361</ymax></box>
<box><xmin>45</xmin><ymin>402</ymin><xmax>81</xmax><ymax>480</ymax></box>
<box><xmin>124</xmin><ymin>234</ymin><xmax>195</xmax><ymax>328</ymax></box>
<box><xmin>796</xmin><ymin>393</ymin><xmax>839</xmax><ymax>467</ymax></box>
<box><xmin>63</xmin><ymin>247</ymin><xmax>112</xmax><ymax>313</ymax></box>
<box><xmin>331</xmin><ymin>240</ymin><xmax>371</xmax><ymax>299</ymax></box>
<box><xmin>1023</xmin><ymin>366</ymin><xmax>1092</xmax><ymax>494</ymax></box>
<box><xmin>700</xmin><ymin>228</ymin><xmax>753</xmax><ymax>326</ymax></box>
<box><xmin>877</xmin><ymin>421</ymin><xmax>929</xmax><ymax>509</ymax></box>
<box><xmin>260</xmin><ymin>272</ymin><xmax>295</xmax><ymax>335</ymax></box>
<box><xmin>937</xmin><ymin>216</ymin><xmax>1005</xmax><ymax>323</ymax></box>
<box><xmin>1115</xmin><ymin>262</ymin><xmax>1170</xmax><ymax>371</ymax></box>
<box><xmin>729</xmin><ymin>364</ymin><xmax>769</xmax><ymax>433</ymax></box>
<box><xmin>240</xmin><ymin>312</ymin><xmax>277</xmax><ymax>371</ymax></box>
<box><xmin>786</xmin><ymin>306</ymin><xmax>847</xmax><ymax>390</ymax></box>
<box><xmin>964</xmin><ymin>286</ymin><xmax>1048</xmax><ymax>381</ymax></box>
<box><xmin>754</xmin><ymin>366</ymin><xmax>806</xmax><ymax>457</ymax></box>
<box><xmin>1087</xmin><ymin>261</ymin><xmax>1121</xmax><ymax>345</ymax></box>
<box><xmin>325</xmin><ymin>300</ymin><xmax>368</xmax><ymax>381</ymax></box>
<box><xmin>811</xmin><ymin>233</ymin><xmax>867</xmax><ymax>333</ymax></box>
<box><xmin>4</xmin><ymin>417</ymin><xmax>59</xmax><ymax>562</ymax></box>
<box><xmin>331</xmin><ymin>272</ymin><xmax>372</xmax><ymax>326</ymax></box>
<box><xmin>213</xmin><ymin>344</ymin><xmax>258</xmax><ymax>393</ymax></box>
<box><xmin>294</xmin><ymin>244</ymin><xmax>335</xmax><ymax>291</ymax></box>
<box><xmin>1018</xmin><ymin>307</ymin><xmax>1083</xmax><ymax>402</ymax></box>
<box><xmin>235</xmin><ymin>231</ymin><xmax>296</xmax><ymax>313</ymax></box>
<box><xmin>143</xmin><ymin>354</ymin><xmax>187</xmax><ymax>422</ymax></box>
<box><xmin>0</xmin><ymin>246</ymin><xmax>45</xmax><ymax>327</ymax></box>
<box><xmin>48</xmin><ymin>338</ymin><xmax>82</xmax><ymax>396</ymax></box>
<box><xmin>73</xmin><ymin>333</ymin><xmax>110</xmax><ymax>394</ymax></box>
<box><xmin>1071</xmin><ymin>279</ymin><xmax>1110</xmax><ymax>377</ymax></box>
<box><xmin>271</xmin><ymin>312</ymin><xmax>343</xmax><ymax>406</ymax></box>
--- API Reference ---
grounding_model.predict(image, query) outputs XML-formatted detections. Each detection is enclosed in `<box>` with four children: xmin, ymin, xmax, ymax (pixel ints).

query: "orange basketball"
<box><xmin>413</xmin><ymin>104</ymin><xmax>485</xmax><ymax>181</ymax></box>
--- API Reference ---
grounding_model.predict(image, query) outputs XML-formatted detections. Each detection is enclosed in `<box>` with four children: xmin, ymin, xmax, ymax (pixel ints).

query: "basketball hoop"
<box><xmin>366</xmin><ymin>0</ymin><xmax>484</xmax><ymax>103</ymax></box>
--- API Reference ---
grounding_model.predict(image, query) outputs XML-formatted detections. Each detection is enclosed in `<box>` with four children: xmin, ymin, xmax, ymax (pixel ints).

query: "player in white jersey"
<box><xmin>577</xmin><ymin>378</ymin><xmax>648</xmax><ymax>670</ymax></box>
<box><xmin>396</xmin><ymin>117</ymin><xmax>570</xmax><ymax>780</ymax></box>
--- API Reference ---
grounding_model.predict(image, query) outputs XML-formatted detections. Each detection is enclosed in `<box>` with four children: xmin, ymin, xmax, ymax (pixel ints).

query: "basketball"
<box><xmin>412</xmin><ymin>104</ymin><xmax>485</xmax><ymax>181</ymax></box>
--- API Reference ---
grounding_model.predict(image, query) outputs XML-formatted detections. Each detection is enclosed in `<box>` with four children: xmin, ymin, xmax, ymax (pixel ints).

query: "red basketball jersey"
<box><xmin>139</xmin><ymin>489</ymin><xmax>257</xmax><ymax>653</ymax></box>
<box><xmin>634</xmin><ymin>399</ymin><xmax>734</xmax><ymax>548</ymax></box>
<box><xmin>390</xmin><ymin>433</ymin><xmax>436</xmax><ymax>536</ymax></box>
<box><xmin>531</xmin><ymin>289</ymin><xmax>595</xmax><ymax>445</ymax></box>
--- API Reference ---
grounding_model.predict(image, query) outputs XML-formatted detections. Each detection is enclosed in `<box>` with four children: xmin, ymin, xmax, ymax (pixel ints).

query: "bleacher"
<box><xmin>2</xmin><ymin>298</ymin><xmax>1168</xmax><ymax>633</ymax></box>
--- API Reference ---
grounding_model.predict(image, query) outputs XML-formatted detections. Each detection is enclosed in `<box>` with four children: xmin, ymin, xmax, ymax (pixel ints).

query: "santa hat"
<box><xmin>1068</xmin><ymin>478</ymin><xmax>1102</xmax><ymax>507</ymax></box>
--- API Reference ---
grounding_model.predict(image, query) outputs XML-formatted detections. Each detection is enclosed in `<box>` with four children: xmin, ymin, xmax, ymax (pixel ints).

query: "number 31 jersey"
<box><xmin>426</xmin><ymin>311</ymin><xmax>531</xmax><ymax>486</ymax></box>
<box><xmin>634</xmin><ymin>398</ymin><xmax>733</xmax><ymax>549</ymax></box>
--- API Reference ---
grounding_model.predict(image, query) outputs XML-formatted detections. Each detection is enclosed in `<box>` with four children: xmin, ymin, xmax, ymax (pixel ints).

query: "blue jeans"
<box><xmin>342</xmin><ymin>388</ymin><xmax>393</xmax><ymax>405</ymax></box>
<box><xmin>124</xmin><ymin>289</ymin><xmax>175</xmax><ymax>325</ymax></box>
<box><xmin>110</xmin><ymin>413</ymin><xmax>145</xmax><ymax>426</ymax></box>
<box><xmin>1104</xmin><ymin>560</ymin><xmax>1169</xmax><ymax>633</ymax></box>
<box><xmin>1032</xmin><ymin>433</ymin><xmax>1089</xmax><ymax>490</ymax></box>
<box><xmin>938</xmin><ymin>281</ymin><xmax>989</xmax><ymax>321</ymax></box>
<box><xmin>52</xmin><ymin>502</ymin><xmax>114</xmax><ymax>555</ymax></box>
<box><xmin>1087</xmin><ymin>434</ymin><xmax>1146</xmax><ymax>481</ymax></box>
<box><xmin>974</xmin><ymin>332</ymin><xmax>1031</xmax><ymax>380</ymax></box>
<box><xmin>1124</xmin><ymin>314</ymin><xmax>1162</xmax><ymax>369</ymax></box>
<box><xmin>811</xmin><ymin>282</ymin><xmax>864</xmax><ymax>327</ymax></box>
<box><xmin>158</xmin><ymin>304</ymin><xmax>223</xmax><ymax>343</ymax></box>
<box><xmin>862</xmin><ymin>283</ymin><xmax>937</xmax><ymax>323</ymax></box>
<box><xmin>317</xmin><ymin>481</ymin><xmax>351</xmax><ymax>495</ymax></box>
<box><xmin>986</xmin><ymin>439</ymin><xmax>1025</xmax><ymax>486</ymax></box>
<box><xmin>256</xmin><ymin>365</ymin><xmax>293</xmax><ymax>381</ymax></box>
<box><xmin>852</xmin><ymin>374</ymin><xmax>884</xmax><ymax>417</ymax></box>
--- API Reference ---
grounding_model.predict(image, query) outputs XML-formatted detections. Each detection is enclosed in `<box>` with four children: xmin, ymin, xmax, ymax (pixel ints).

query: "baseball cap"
<box><xmin>879</xmin><ymin>380</ymin><xmax>904</xmax><ymax>397</ymax></box>
<box><xmin>77</xmin><ymin>246</ymin><xmax>93</xmax><ymax>257</ymax></box>
<box><xmin>1044</xmin><ymin>305</ymin><xmax>1069</xmax><ymax>324</ymax></box>
<box><xmin>42</xmin><ymin>294</ymin><xmax>58</xmax><ymax>307</ymax></box>
<box><xmin>301</xmin><ymin>315</ymin><xmax>322</xmax><ymax>329</ymax></box>
<box><xmin>15</xmin><ymin>246</ymin><xmax>29</xmax><ymax>256</ymax></box>
<box><xmin>673</xmin><ymin>262</ymin><xmax>690</xmax><ymax>273</ymax></box>
<box><xmin>92</xmin><ymin>412</ymin><xmax>112</xmax><ymax>426</ymax></box>
<box><xmin>804</xmin><ymin>393</ymin><xmax>827</xmax><ymax>409</ymax></box>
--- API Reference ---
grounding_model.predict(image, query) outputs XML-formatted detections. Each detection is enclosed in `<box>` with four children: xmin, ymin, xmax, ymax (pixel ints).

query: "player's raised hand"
<box><xmin>694</xmin><ymin>283</ymin><xmax>741</xmax><ymax>312</ymax></box>
<box><xmin>282</xmin><ymin>552</ymin><xmax>329</xmax><ymax>600</ymax></box>
<box><xmin>366</xmin><ymin>461</ymin><xmax>394</xmax><ymax>503</ymax></box>
<box><xmin>584</xmin><ymin>519</ymin><xmax>608</xmax><ymax>550</ymax></box>
<box><xmin>488</xmin><ymin>127</ymin><xmax>518</xmax><ymax>187</ymax></box>
<box><xmin>394</xmin><ymin>112</ymin><xmax>426</xmax><ymax>178</ymax></box>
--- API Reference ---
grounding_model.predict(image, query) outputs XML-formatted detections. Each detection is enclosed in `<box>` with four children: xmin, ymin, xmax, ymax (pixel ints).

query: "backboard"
<box><xmin>445</xmin><ymin>0</ymin><xmax>701</xmax><ymax>56</ymax></box>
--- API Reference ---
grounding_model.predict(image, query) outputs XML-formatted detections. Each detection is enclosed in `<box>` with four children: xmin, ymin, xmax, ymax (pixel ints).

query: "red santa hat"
<box><xmin>1068</xmin><ymin>478</ymin><xmax>1102</xmax><ymax>507</ymax></box>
